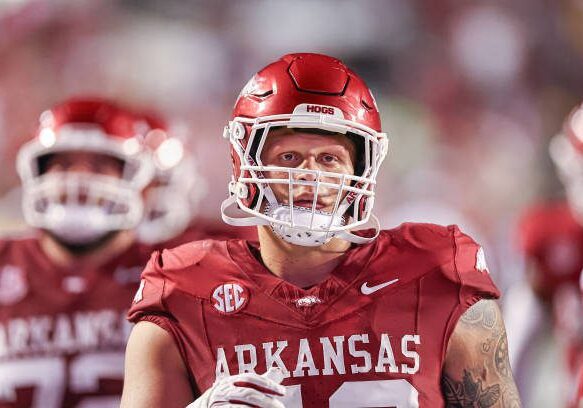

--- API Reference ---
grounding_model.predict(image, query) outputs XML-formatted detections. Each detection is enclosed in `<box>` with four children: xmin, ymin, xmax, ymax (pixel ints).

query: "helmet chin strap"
<box><xmin>335</xmin><ymin>215</ymin><xmax>380</xmax><ymax>245</ymax></box>
<box><xmin>220</xmin><ymin>195</ymin><xmax>380</xmax><ymax>246</ymax></box>
<box><xmin>221</xmin><ymin>195</ymin><xmax>271</xmax><ymax>227</ymax></box>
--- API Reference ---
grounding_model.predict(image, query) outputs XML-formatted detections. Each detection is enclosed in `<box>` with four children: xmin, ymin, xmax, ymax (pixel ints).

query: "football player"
<box><xmin>0</xmin><ymin>97</ymin><xmax>156</xmax><ymax>407</ymax></box>
<box><xmin>136</xmin><ymin>113</ymin><xmax>257</xmax><ymax>247</ymax></box>
<box><xmin>512</xmin><ymin>103</ymin><xmax>583</xmax><ymax>404</ymax></box>
<box><xmin>122</xmin><ymin>53</ymin><xmax>521</xmax><ymax>407</ymax></box>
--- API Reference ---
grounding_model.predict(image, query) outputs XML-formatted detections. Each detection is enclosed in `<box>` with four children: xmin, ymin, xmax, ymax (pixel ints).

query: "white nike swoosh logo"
<box><xmin>360</xmin><ymin>278</ymin><xmax>399</xmax><ymax>295</ymax></box>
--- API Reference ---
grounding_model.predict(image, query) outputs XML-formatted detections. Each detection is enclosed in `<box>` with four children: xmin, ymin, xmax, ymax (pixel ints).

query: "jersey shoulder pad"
<box><xmin>128</xmin><ymin>238</ymin><xmax>244</xmax><ymax>322</ymax></box>
<box><xmin>368</xmin><ymin>223</ymin><xmax>457</xmax><ymax>286</ymax></box>
<box><xmin>443</xmin><ymin>224</ymin><xmax>500</xmax><ymax>301</ymax></box>
<box><xmin>157</xmin><ymin>239</ymin><xmax>239</xmax><ymax>293</ymax></box>
<box><xmin>157</xmin><ymin>238</ymin><xmax>224</xmax><ymax>271</ymax></box>
<box><xmin>380</xmin><ymin>223</ymin><xmax>499</xmax><ymax>300</ymax></box>
<box><xmin>384</xmin><ymin>222</ymin><xmax>456</xmax><ymax>266</ymax></box>
<box><xmin>386</xmin><ymin>222</ymin><xmax>452</xmax><ymax>248</ymax></box>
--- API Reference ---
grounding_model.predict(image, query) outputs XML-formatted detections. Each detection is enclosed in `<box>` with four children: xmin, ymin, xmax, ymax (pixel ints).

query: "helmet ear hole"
<box><xmin>238</xmin><ymin>127</ymin><xmax>264</xmax><ymax>210</ymax></box>
<box><xmin>37</xmin><ymin>153</ymin><xmax>55</xmax><ymax>176</ymax></box>
<box><xmin>243</xmin><ymin>183</ymin><xmax>259</xmax><ymax>209</ymax></box>
<box><xmin>248</xmin><ymin>128</ymin><xmax>265</xmax><ymax>164</ymax></box>
<box><xmin>345</xmin><ymin>132</ymin><xmax>366</xmax><ymax>178</ymax></box>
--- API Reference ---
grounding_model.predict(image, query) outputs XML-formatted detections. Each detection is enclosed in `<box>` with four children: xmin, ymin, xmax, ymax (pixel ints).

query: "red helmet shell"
<box><xmin>232</xmin><ymin>53</ymin><xmax>382</xmax><ymax>132</ymax></box>
<box><xmin>38</xmin><ymin>97</ymin><xmax>146</xmax><ymax>141</ymax></box>
<box><xmin>18</xmin><ymin>97</ymin><xmax>154</xmax><ymax>189</ymax></box>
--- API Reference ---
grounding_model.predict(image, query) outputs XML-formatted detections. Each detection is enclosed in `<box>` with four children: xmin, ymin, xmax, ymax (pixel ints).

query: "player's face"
<box><xmin>44</xmin><ymin>151</ymin><xmax>124</xmax><ymax>178</ymax></box>
<box><xmin>43</xmin><ymin>152</ymin><xmax>126</xmax><ymax>207</ymax></box>
<box><xmin>260</xmin><ymin>128</ymin><xmax>356</xmax><ymax>212</ymax></box>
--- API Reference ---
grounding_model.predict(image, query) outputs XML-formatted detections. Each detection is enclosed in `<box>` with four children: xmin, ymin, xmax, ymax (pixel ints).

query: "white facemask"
<box><xmin>22</xmin><ymin>172</ymin><xmax>144</xmax><ymax>245</ymax></box>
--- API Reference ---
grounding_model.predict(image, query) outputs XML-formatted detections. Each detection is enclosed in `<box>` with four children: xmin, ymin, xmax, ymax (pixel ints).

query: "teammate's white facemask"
<box><xmin>22</xmin><ymin>172</ymin><xmax>144</xmax><ymax>245</ymax></box>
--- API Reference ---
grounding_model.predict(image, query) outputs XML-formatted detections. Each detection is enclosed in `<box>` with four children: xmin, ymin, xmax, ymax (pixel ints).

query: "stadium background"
<box><xmin>0</xmin><ymin>0</ymin><xmax>582</xmax><ymax>406</ymax></box>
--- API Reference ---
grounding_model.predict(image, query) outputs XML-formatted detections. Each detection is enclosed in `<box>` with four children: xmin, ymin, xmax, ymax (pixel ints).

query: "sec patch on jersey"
<box><xmin>211</xmin><ymin>282</ymin><xmax>249</xmax><ymax>314</ymax></box>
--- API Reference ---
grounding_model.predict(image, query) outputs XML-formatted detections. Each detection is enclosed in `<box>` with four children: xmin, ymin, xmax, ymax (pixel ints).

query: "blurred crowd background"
<box><xmin>0</xmin><ymin>0</ymin><xmax>582</xmax><ymax>406</ymax></box>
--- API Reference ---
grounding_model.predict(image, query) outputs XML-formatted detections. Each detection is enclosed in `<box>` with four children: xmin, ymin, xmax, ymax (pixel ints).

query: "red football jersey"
<box><xmin>128</xmin><ymin>223</ymin><xmax>500</xmax><ymax>408</ymax></box>
<box><xmin>517</xmin><ymin>200</ymin><xmax>583</xmax><ymax>376</ymax></box>
<box><xmin>517</xmin><ymin>200</ymin><xmax>583</xmax><ymax>302</ymax></box>
<box><xmin>0</xmin><ymin>235</ymin><xmax>154</xmax><ymax>408</ymax></box>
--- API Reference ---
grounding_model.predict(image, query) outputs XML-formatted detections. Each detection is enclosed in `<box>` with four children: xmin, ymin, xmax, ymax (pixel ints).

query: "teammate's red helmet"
<box><xmin>221</xmin><ymin>53</ymin><xmax>388</xmax><ymax>246</ymax></box>
<box><xmin>16</xmin><ymin>97</ymin><xmax>154</xmax><ymax>244</ymax></box>
<box><xmin>18</xmin><ymin>98</ymin><xmax>153</xmax><ymax>184</ymax></box>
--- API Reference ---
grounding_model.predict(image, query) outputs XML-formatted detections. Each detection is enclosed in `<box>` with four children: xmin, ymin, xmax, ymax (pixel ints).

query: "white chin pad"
<box><xmin>45</xmin><ymin>204</ymin><xmax>112</xmax><ymax>244</ymax></box>
<box><xmin>265</xmin><ymin>204</ymin><xmax>345</xmax><ymax>247</ymax></box>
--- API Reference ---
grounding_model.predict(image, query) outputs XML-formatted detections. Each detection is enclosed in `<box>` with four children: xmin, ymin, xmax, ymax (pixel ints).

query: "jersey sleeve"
<box><xmin>127</xmin><ymin>250</ymin><xmax>177</xmax><ymax>333</ymax></box>
<box><xmin>449</xmin><ymin>225</ymin><xmax>501</xmax><ymax>306</ymax></box>
<box><xmin>440</xmin><ymin>225</ymin><xmax>502</xmax><ymax>354</ymax></box>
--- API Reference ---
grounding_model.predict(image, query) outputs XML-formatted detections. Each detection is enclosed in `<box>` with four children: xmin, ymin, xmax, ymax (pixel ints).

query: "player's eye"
<box><xmin>280</xmin><ymin>152</ymin><xmax>298</xmax><ymax>162</ymax></box>
<box><xmin>320</xmin><ymin>154</ymin><xmax>339</xmax><ymax>164</ymax></box>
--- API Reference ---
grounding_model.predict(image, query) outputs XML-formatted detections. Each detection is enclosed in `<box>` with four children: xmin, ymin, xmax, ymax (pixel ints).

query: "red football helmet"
<box><xmin>16</xmin><ymin>97</ymin><xmax>154</xmax><ymax>244</ymax></box>
<box><xmin>137</xmin><ymin>113</ymin><xmax>203</xmax><ymax>245</ymax></box>
<box><xmin>550</xmin><ymin>103</ymin><xmax>583</xmax><ymax>221</ymax></box>
<box><xmin>221</xmin><ymin>53</ymin><xmax>388</xmax><ymax>246</ymax></box>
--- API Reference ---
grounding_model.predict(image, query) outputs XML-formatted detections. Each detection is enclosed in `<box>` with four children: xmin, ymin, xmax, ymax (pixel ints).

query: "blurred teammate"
<box><xmin>512</xmin><ymin>102</ymin><xmax>583</xmax><ymax>406</ymax></box>
<box><xmin>0</xmin><ymin>98</ymin><xmax>155</xmax><ymax>407</ymax></box>
<box><xmin>137</xmin><ymin>114</ymin><xmax>256</xmax><ymax>248</ymax></box>
<box><xmin>122</xmin><ymin>53</ymin><xmax>521</xmax><ymax>407</ymax></box>
<box><xmin>574</xmin><ymin>270</ymin><xmax>583</xmax><ymax>408</ymax></box>
<box><xmin>135</xmin><ymin>114</ymin><xmax>200</xmax><ymax>246</ymax></box>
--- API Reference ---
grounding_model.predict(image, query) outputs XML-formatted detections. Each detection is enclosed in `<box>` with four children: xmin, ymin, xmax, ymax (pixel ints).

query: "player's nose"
<box><xmin>295</xmin><ymin>157</ymin><xmax>319</xmax><ymax>182</ymax></box>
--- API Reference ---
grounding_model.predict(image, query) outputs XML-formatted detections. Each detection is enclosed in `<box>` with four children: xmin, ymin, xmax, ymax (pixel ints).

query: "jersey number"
<box><xmin>280</xmin><ymin>379</ymin><xmax>419</xmax><ymax>407</ymax></box>
<box><xmin>0</xmin><ymin>352</ymin><xmax>123</xmax><ymax>408</ymax></box>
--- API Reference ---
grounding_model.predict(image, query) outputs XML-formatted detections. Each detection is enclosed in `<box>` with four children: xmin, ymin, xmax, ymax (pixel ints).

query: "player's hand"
<box><xmin>186</xmin><ymin>368</ymin><xmax>286</xmax><ymax>408</ymax></box>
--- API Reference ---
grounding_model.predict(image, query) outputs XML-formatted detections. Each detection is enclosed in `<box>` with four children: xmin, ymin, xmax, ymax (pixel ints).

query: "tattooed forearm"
<box><xmin>441</xmin><ymin>370</ymin><xmax>501</xmax><ymax>407</ymax></box>
<box><xmin>443</xmin><ymin>300</ymin><xmax>522</xmax><ymax>407</ymax></box>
